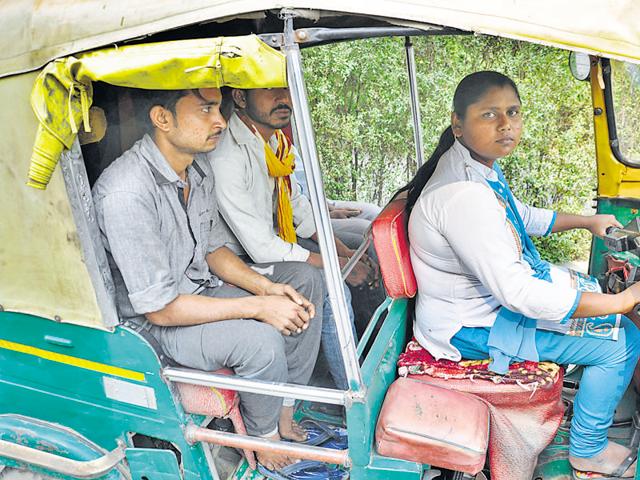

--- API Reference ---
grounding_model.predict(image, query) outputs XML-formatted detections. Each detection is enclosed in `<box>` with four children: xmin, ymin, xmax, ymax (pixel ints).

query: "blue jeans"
<box><xmin>322</xmin><ymin>284</ymin><xmax>356</xmax><ymax>390</ymax></box>
<box><xmin>297</xmin><ymin>236</ymin><xmax>358</xmax><ymax>390</ymax></box>
<box><xmin>451</xmin><ymin>317</ymin><xmax>640</xmax><ymax>458</ymax></box>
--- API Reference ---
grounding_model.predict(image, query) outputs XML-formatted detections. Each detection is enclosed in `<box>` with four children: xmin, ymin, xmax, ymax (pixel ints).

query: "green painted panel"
<box><xmin>532</xmin><ymin>425</ymin><xmax>571</xmax><ymax>480</ymax></box>
<box><xmin>0</xmin><ymin>312</ymin><xmax>213</xmax><ymax>479</ymax></box>
<box><xmin>0</xmin><ymin>414</ymin><xmax>125</xmax><ymax>480</ymax></box>
<box><xmin>347</xmin><ymin>298</ymin><xmax>421</xmax><ymax>479</ymax></box>
<box><xmin>349</xmin><ymin>453</ymin><xmax>423</xmax><ymax>480</ymax></box>
<box><xmin>126</xmin><ymin>448</ymin><xmax>181</xmax><ymax>480</ymax></box>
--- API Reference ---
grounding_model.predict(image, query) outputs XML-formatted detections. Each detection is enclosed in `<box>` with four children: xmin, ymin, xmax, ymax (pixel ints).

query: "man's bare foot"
<box><xmin>570</xmin><ymin>441</ymin><xmax>636</xmax><ymax>477</ymax></box>
<box><xmin>256</xmin><ymin>432</ymin><xmax>295</xmax><ymax>471</ymax></box>
<box><xmin>278</xmin><ymin>406</ymin><xmax>308</xmax><ymax>442</ymax></box>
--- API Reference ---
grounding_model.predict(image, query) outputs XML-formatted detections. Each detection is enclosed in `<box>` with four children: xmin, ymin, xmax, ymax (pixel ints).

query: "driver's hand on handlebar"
<box><xmin>588</xmin><ymin>214</ymin><xmax>622</xmax><ymax>237</ymax></box>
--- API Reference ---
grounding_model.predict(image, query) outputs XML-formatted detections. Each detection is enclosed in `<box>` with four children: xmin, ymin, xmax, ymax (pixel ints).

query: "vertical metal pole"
<box><xmin>281</xmin><ymin>12</ymin><xmax>364</xmax><ymax>391</ymax></box>
<box><xmin>405</xmin><ymin>37</ymin><xmax>424</xmax><ymax>167</ymax></box>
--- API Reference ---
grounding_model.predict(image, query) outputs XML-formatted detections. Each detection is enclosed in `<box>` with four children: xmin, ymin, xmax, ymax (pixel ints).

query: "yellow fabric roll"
<box><xmin>260</xmin><ymin>129</ymin><xmax>297</xmax><ymax>243</ymax></box>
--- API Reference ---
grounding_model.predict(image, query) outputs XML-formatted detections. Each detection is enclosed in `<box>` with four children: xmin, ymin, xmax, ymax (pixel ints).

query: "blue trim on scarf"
<box><xmin>485</xmin><ymin>164</ymin><xmax>553</xmax><ymax>374</ymax></box>
<box><xmin>544</xmin><ymin>211</ymin><xmax>557</xmax><ymax>236</ymax></box>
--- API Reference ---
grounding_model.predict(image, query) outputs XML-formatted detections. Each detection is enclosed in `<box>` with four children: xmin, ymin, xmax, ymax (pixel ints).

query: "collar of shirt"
<box><xmin>228</xmin><ymin>111</ymin><xmax>280</xmax><ymax>150</ymax></box>
<box><xmin>138</xmin><ymin>133</ymin><xmax>209</xmax><ymax>189</ymax></box>
<box><xmin>450</xmin><ymin>139</ymin><xmax>499</xmax><ymax>183</ymax></box>
<box><xmin>228</xmin><ymin>112</ymin><xmax>260</xmax><ymax>146</ymax></box>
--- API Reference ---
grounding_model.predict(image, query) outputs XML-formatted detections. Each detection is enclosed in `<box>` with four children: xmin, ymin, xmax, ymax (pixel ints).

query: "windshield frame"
<box><xmin>603</xmin><ymin>58</ymin><xmax>640</xmax><ymax>168</ymax></box>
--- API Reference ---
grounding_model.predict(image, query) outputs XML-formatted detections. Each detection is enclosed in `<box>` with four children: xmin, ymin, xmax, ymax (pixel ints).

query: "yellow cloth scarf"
<box><xmin>257</xmin><ymin>128</ymin><xmax>297</xmax><ymax>243</ymax></box>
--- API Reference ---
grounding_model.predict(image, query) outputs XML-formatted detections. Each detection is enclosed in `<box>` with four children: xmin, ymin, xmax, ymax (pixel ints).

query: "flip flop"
<box><xmin>257</xmin><ymin>460</ymin><xmax>348</xmax><ymax>480</ymax></box>
<box><xmin>572</xmin><ymin>451</ymin><xmax>637</xmax><ymax>479</ymax></box>
<box><xmin>297</xmin><ymin>418</ymin><xmax>348</xmax><ymax>449</ymax></box>
<box><xmin>296</xmin><ymin>401</ymin><xmax>346</xmax><ymax>428</ymax></box>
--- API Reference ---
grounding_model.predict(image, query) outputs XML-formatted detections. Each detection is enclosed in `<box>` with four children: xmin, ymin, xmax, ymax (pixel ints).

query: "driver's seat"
<box><xmin>371</xmin><ymin>196</ymin><xmax>565</xmax><ymax>480</ymax></box>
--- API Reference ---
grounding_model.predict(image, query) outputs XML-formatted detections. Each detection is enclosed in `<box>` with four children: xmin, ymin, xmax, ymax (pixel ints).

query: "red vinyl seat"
<box><xmin>175</xmin><ymin>368</ymin><xmax>256</xmax><ymax>470</ymax></box>
<box><xmin>370</xmin><ymin>198</ymin><xmax>417</xmax><ymax>299</ymax></box>
<box><xmin>376</xmin><ymin>377</ymin><xmax>489</xmax><ymax>474</ymax></box>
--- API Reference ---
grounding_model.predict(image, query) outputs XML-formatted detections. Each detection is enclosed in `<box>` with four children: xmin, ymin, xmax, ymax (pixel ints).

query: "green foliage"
<box><xmin>302</xmin><ymin>35</ymin><xmax>595</xmax><ymax>262</ymax></box>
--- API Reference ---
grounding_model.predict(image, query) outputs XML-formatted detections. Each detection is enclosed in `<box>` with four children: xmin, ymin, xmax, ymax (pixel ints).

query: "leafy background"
<box><xmin>302</xmin><ymin>35</ymin><xmax>597</xmax><ymax>263</ymax></box>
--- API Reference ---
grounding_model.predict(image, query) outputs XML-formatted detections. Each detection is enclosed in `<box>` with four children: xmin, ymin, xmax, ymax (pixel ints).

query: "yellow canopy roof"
<box><xmin>1</xmin><ymin>0</ymin><xmax>639</xmax><ymax>80</ymax></box>
<box><xmin>27</xmin><ymin>35</ymin><xmax>287</xmax><ymax>189</ymax></box>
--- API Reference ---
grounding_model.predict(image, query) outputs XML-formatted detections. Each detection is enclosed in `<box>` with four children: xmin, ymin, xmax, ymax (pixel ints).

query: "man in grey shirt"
<box><xmin>211</xmin><ymin>87</ymin><xmax>385</xmax><ymax>389</ymax></box>
<box><xmin>92</xmin><ymin>87</ymin><xmax>322</xmax><ymax>471</ymax></box>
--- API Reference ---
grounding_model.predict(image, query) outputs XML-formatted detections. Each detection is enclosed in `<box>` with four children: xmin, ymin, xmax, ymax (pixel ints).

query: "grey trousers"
<box><xmin>150</xmin><ymin>261</ymin><xmax>324</xmax><ymax>435</ymax></box>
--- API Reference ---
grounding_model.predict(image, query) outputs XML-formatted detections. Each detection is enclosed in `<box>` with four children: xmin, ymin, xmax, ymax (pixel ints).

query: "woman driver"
<box><xmin>402</xmin><ymin>71</ymin><xmax>640</xmax><ymax>480</ymax></box>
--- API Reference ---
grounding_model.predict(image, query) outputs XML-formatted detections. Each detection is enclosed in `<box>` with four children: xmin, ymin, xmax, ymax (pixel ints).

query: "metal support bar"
<box><xmin>258</xmin><ymin>25</ymin><xmax>466</xmax><ymax>49</ymax></box>
<box><xmin>0</xmin><ymin>439</ymin><xmax>126</xmax><ymax>479</ymax></box>
<box><xmin>163</xmin><ymin>367</ymin><xmax>346</xmax><ymax>405</ymax></box>
<box><xmin>356</xmin><ymin>297</ymin><xmax>393</xmax><ymax>357</ymax></box>
<box><xmin>280</xmin><ymin>10</ymin><xmax>364</xmax><ymax>391</ymax></box>
<box><xmin>60</xmin><ymin>141</ymin><xmax>119</xmax><ymax>327</ymax></box>
<box><xmin>186</xmin><ymin>425</ymin><xmax>350</xmax><ymax>467</ymax></box>
<box><xmin>405</xmin><ymin>37</ymin><xmax>425</xmax><ymax>167</ymax></box>
<box><xmin>341</xmin><ymin>234</ymin><xmax>371</xmax><ymax>281</ymax></box>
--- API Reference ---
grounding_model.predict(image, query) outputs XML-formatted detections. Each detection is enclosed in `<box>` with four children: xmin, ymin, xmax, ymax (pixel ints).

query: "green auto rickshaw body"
<box><xmin>1</xmin><ymin>1</ymin><xmax>640</xmax><ymax>479</ymax></box>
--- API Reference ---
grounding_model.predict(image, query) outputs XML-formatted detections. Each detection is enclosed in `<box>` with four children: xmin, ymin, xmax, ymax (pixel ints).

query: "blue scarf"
<box><xmin>485</xmin><ymin>164</ymin><xmax>552</xmax><ymax>374</ymax></box>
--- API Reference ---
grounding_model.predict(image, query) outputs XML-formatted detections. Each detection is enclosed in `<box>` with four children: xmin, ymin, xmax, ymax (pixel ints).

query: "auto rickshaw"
<box><xmin>0</xmin><ymin>2</ymin><xmax>639</xmax><ymax>480</ymax></box>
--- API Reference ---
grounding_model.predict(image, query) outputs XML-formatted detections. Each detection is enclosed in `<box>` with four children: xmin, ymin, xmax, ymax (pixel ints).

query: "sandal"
<box><xmin>297</xmin><ymin>418</ymin><xmax>348</xmax><ymax>449</ymax></box>
<box><xmin>572</xmin><ymin>452</ymin><xmax>637</xmax><ymax>479</ymax></box>
<box><xmin>296</xmin><ymin>401</ymin><xmax>346</xmax><ymax>428</ymax></box>
<box><xmin>257</xmin><ymin>460</ymin><xmax>348</xmax><ymax>480</ymax></box>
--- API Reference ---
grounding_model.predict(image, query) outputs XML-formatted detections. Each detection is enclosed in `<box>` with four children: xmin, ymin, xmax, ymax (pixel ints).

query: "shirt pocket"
<box><xmin>200</xmin><ymin>218</ymin><xmax>213</xmax><ymax>238</ymax></box>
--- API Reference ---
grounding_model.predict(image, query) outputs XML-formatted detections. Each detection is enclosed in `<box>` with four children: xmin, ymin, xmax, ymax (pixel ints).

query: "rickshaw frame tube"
<box><xmin>163</xmin><ymin>367</ymin><xmax>346</xmax><ymax>405</ymax></box>
<box><xmin>341</xmin><ymin>236</ymin><xmax>372</xmax><ymax>281</ymax></box>
<box><xmin>281</xmin><ymin>10</ymin><xmax>364</xmax><ymax>391</ymax></box>
<box><xmin>258</xmin><ymin>26</ymin><xmax>466</xmax><ymax>50</ymax></box>
<box><xmin>405</xmin><ymin>37</ymin><xmax>425</xmax><ymax>167</ymax></box>
<box><xmin>0</xmin><ymin>439</ymin><xmax>127</xmax><ymax>479</ymax></box>
<box><xmin>185</xmin><ymin>425</ymin><xmax>351</xmax><ymax>466</ymax></box>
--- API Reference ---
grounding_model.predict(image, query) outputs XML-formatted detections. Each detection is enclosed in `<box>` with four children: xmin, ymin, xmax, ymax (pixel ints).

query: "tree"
<box><xmin>302</xmin><ymin>35</ymin><xmax>595</xmax><ymax>262</ymax></box>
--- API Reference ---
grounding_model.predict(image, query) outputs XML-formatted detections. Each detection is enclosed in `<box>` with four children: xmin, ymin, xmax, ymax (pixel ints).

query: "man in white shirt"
<box><xmin>210</xmin><ymin>87</ymin><xmax>375</xmax><ymax>389</ymax></box>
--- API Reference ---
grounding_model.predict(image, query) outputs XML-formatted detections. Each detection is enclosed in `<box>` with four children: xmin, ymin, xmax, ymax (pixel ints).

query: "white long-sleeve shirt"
<box><xmin>209</xmin><ymin>113</ymin><xmax>316</xmax><ymax>263</ymax></box>
<box><xmin>408</xmin><ymin>140</ymin><xmax>579</xmax><ymax>361</ymax></box>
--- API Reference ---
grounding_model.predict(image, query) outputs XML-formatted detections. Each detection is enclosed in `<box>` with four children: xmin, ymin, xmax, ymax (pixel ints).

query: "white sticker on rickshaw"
<box><xmin>103</xmin><ymin>376</ymin><xmax>158</xmax><ymax>409</ymax></box>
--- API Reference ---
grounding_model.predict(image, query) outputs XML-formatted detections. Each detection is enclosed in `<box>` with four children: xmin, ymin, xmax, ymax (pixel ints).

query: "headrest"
<box><xmin>371</xmin><ymin>197</ymin><xmax>417</xmax><ymax>299</ymax></box>
<box><xmin>78</xmin><ymin>107</ymin><xmax>107</xmax><ymax>145</ymax></box>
